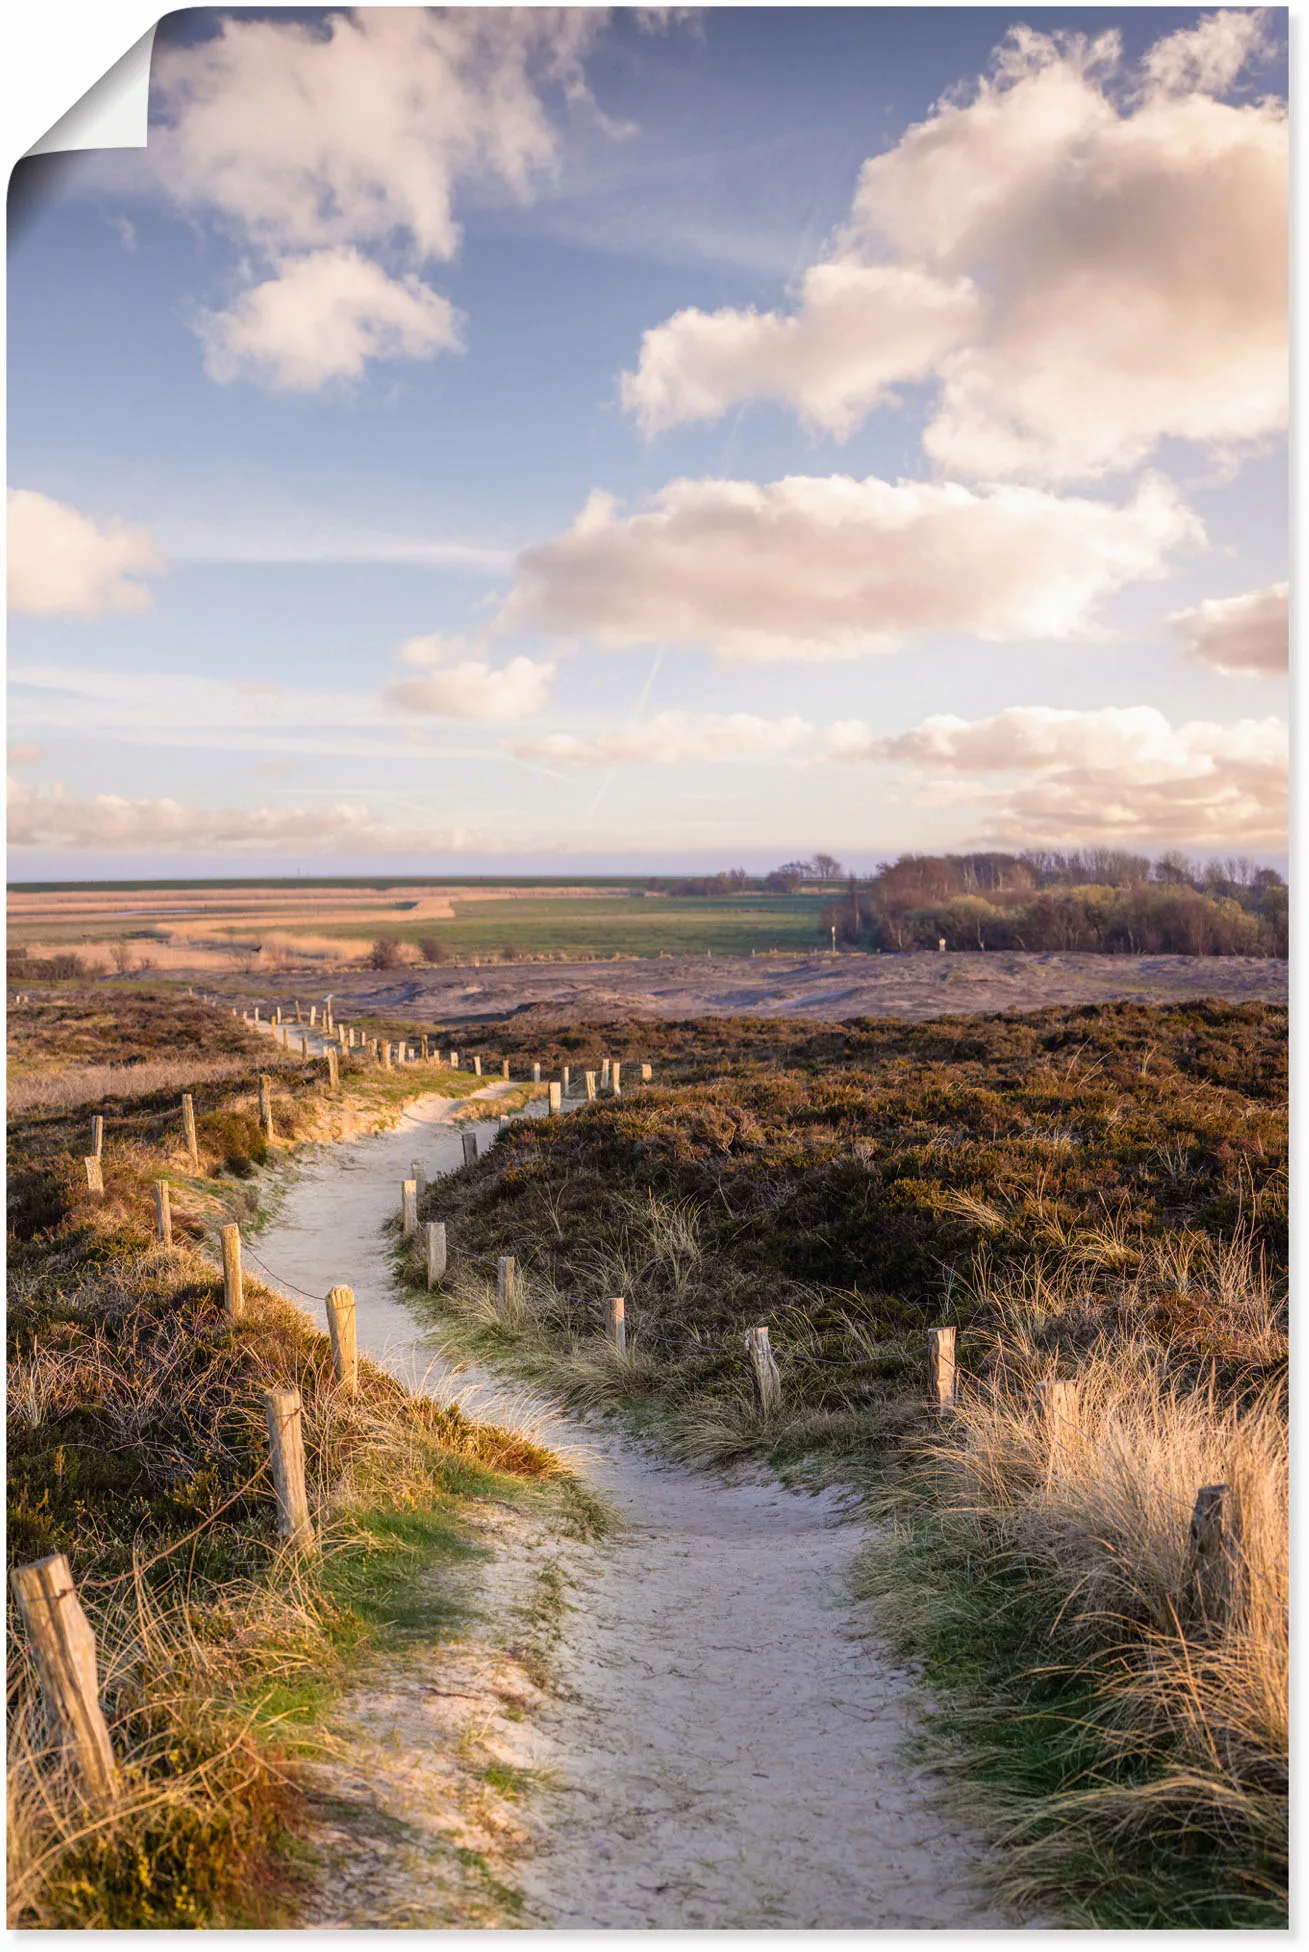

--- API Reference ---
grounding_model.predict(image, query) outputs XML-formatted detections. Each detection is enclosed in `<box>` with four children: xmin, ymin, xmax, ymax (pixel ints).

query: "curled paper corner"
<box><xmin>25</xmin><ymin>25</ymin><xmax>157</xmax><ymax>158</ymax></box>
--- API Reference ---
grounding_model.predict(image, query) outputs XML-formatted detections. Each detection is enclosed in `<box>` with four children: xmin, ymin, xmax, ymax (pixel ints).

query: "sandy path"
<box><xmin>251</xmin><ymin>1093</ymin><xmax>1014</xmax><ymax>1930</ymax></box>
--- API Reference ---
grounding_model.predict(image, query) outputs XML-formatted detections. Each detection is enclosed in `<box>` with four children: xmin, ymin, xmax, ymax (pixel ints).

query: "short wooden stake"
<box><xmin>90</xmin><ymin>1115</ymin><xmax>104</xmax><ymax>1158</ymax></box>
<box><xmin>584</xmin><ymin>1070</ymin><xmax>597</xmax><ymax>1101</ymax></box>
<box><xmin>1189</xmin><ymin>1482</ymin><xmax>1232</xmax><ymax>1622</ymax></box>
<box><xmin>308</xmin><ymin>1005</ymin><xmax>316</xmax><ymax>1026</ymax></box>
<box><xmin>153</xmin><ymin>1179</ymin><xmax>172</xmax><ymax>1247</ymax></box>
<box><xmin>532</xmin><ymin>1062</ymin><xmax>541</xmax><ymax>1083</ymax></box>
<box><xmin>502</xmin><ymin>1057</ymin><xmax>510</xmax><ymax>1079</ymax></box>
<box><xmin>548</xmin><ymin>1082</ymin><xmax>562</xmax><ymax>1114</ymax></box>
<box><xmin>326</xmin><ymin>1048</ymin><xmax>339</xmax><ymax>1089</ymax></box>
<box><xmin>258</xmin><ymin>1074</ymin><xmax>273</xmax><ymax>1140</ymax></box>
<box><xmin>10</xmin><ymin>1554</ymin><xmax>117</xmax><ymax>1801</ymax></box>
<box><xmin>641</xmin><ymin>1062</ymin><xmax>653</xmax><ymax>1083</ymax></box>
<box><xmin>420</xmin><ymin>1034</ymin><xmax>430</xmax><ymax>1060</ymax></box>
<box><xmin>382</xmin><ymin>1042</ymin><xmax>393</xmax><ymax>1071</ymax></box>
<box><xmin>222</xmin><ymin>1223</ymin><xmax>244</xmax><ymax>1319</ymax></box>
<box><xmin>608</xmin><ymin>1295</ymin><xmax>627</xmax><ymax>1353</ymax></box>
<box><xmin>181</xmin><ymin>1093</ymin><xmax>199</xmax><ymax>1168</ymax></box>
<box><xmin>401</xmin><ymin>1178</ymin><xmax>418</xmax><ymax>1239</ymax></box>
<box><xmin>449</xmin><ymin>1049</ymin><xmax>459</xmax><ymax>1070</ymax></box>
<box><xmin>426</xmin><ymin>1220</ymin><xmax>447</xmax><ymax>1288</ymax></box>
<box><xmin>262</xmin><ymin>1388</ymin><xmax>314</xmax><ymax>1550</ymax></box>
<box><xmin>745</xmin><ymin>1326</ymin><xmax>781</xmax><ymax>1414</ymax></box>
<box><xmin>473</xmin><ymin>1054</ymin><xmax>482</xmax><ymax>1076</ymax></box>
<box><xmin>561</xmin><ymin>1065</ymin><xmax>570</xmax><ymax>1093</ymax></box>
<box><xmin>84</xmin><ymin>1156</ymin><xmax>103</xmax><ymax>1196</ymax></box>
<box><xmin>325</xmin><ymin>1286</ymin><xmax>357</xmax><ymax>1394</ymax></box>
<box><xmin>927</xmin><ymin>1325</ymin><xmax>957</xmax><ymax>1412</ymax></box>
<box><xmin>601</xmin><ymin>1059</ymin><xmax>611</xmax><ymax>1088</ymax></box>
<box><xmin>462</xmin><ymin>1131</ymin><xmax>478</xmax><ymax>1167</ymax></box>
<box><xmin>497</xmin><ymin>1255</ymin><xmax>516</xmax><ymax>1320</ymax></box>
<box><xmin>611</xmin><ymin>1061</ymin><xmax>622</xmax><ymax>1097</ymax></box>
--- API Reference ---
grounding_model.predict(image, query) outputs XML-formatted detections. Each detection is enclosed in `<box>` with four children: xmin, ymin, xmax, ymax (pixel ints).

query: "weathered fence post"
<box><xmin>258</xmin><ymin>1074</ymin><xmax>274</xmax><ymax>1140</ymax></box>
<box><xmin>420</xmin><ymin>1034</ymin><xmax>430</xmax><ymax>1060</ymax></box>
<box><xmin>462</xmin><ymin>1131</ymin><xmax>478</xmax><ymax>1167</ymax></box>
<box><xmin>497</xmin><ymin>1255</ymin><xmax>516</xmax><ymax>1321</ymax></box>
<box><xmin>181</xmin><ymin>1093</ymin><xmax>199</xmax><ymax>1168</ymax></box>
<box><xmin>262</xmin><ymin>1389</ymin><xmax>314</xmax><ymax>1550</ymax></box>
<box><xmin>501</xmin><ymin>1057</ymin><xmax>510</xmax><ymax>1079</ymax></box>
<box><xmin>548</xmin><ymin>1082</ymin><xmax>562</xmax><ymax>1115</ymax></box>
<box><xmin>401</xmin><ymin>1178</ymin><xmax>418</xmax><ymax>1239</ymax></box>
<box><xmin>326</xmin><ymin>1048</ymin><xmax>339</xmax><ymax>1089</ymax></box>
<box><xmin>325</xmin><ymin>1286</ymin><xmax>358</xmax><ymax>1394</ymax></box>
<box><xmin>641</xmin><ymin>1063</ymin><xmax>653</xmax><ymax>1083</ymax></box>
<box><xmin>584</xmin><ymin>1070</ymin><xmax>597</xmax><ymax>1101</ymax></box>
<box><xmin>382</xmin><ymin>1042</ymin><xmax>393</xmax><ymax>1071</ymax></box>
<box><xmin>426</xmin><ymin>1220</ymin><xmax>448</xmax><ymax>1288</ymax></box>
<box><xmin>222</xmin><ymin>1223</ymin><xmax>244</xmax><ymax>1319</ymax></box>
<box><xmin>84</xmin><ymin>1157</ymin><xmax>103</xmax><ymax>1196</ymax></box>
<box><xmin>745</xmin><ymin>1326</ymin><xmax>781</xmax><ymax>1413</ymax></box>
<box><xmin>1189</xmin><ymin>1482</ymin><xmax>1232</xmax><ymax>1622</ymax></box>
<box><xmin>611</xmin><ymin>1061</ymin><xmax>622</xmax><ymax>1097</ymax></box>
<box><xmin>561</xmin><ymin>1065</ymin><xmax>570</xmax><ymax>1094</ymax></box>
<box><xmin>608</xmin><ymin>1295</ymin><xmax>627</xmax><ymax>1354</ymax></box>
<box><xmin>473</xmin><ymin>1054</ymin><xmax>482</xmax><ymax>1077</ymax></box>
<box><xmin>411</xmin><ymin>1159</ymin><xmax>427</xmax><ymax>1201</ymax></box>
<box><xmin>449</xmin><ymin>1049</ymin><xmax>459</xmax><ymax>1070</ymax></box>
<box><xmin>10</xmin><ymin>1554</ymin><xmax>118</xmax><ymax>1800</ymax></box>
<box><xmin>90</xmin><ymin>1115</ymin><xmax>104</xmax><ymax>1158</ymax></box>
<box><xmin>601</xmin><ymin>1059</ymin><xmax>611</xmax><ymax>1089</ymax></box>
<box><xmin>532</xmin><ymin>1062</ymin><xmax>541</xmax><ymax>1084</ymax></box>
<box><xmin>927</xmin><ymin>1325</ymin><xmax>957</xmax><ymax>1412</ymax></box>
<box><xmin>308</xmin><ymin>1005</ymin><xmax>316</xmax><ymax>1027</ymax></box>
<box><xmin>153</xmin><ymin>1179</ymin><xmax>172</xmax><ymax>1248</ymax></box>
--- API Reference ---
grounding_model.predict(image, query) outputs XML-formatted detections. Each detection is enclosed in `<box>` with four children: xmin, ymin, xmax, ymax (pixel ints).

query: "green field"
<box><xmin>326</xmin><ymin>893</ymin><xmax>829</xmax><ymax>960</ymax></box>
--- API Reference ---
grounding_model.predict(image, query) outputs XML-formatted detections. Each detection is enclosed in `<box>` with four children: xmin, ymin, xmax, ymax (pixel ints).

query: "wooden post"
<box><xmin>462</xmin><ymin>1131</ymin><xmax>478</xmax><ymax>1167</ymax></box>
<box><xmin>84</xmin><ymin>1157</ymin><xmax>103</xmax><ymax>1195</ymax></box>
<box><xmin>532</xmin><ymin>1062</ymin><xmax>541</xmax><ymax>1083</ymax></box>
<box><xmin>262</xmin><ymin>1388</ymin><xmax>314</xmax><ymax>1550</ymax></box>
<box><xmin>325</xmin><ymin>1286</ymin><xmax>358</xmax><ymax>1394</ymax></box>
<box><xmin>294</xmin><ymin>1000</ymin><xmax>302</xmax><ymax>1022</ymax></box>
<box><xmin>1189</xmin><ymin>1482</ymin><xmax>1231</xmax><ymax>1622</ymax></box>
<box><xmin>611</xmin><ymin>1061</ymin><xmax>622</xmax><ymax>1097</ymax></box>
<box><xmin>426</xmin><ymin>1220</ymin><xmax>447</xmax><ymax>1288</ymax></box>
<box><xmin>601</xmin><ymin>1059</ymin><xmax>611</xmax><ymax>1088</ymax></box>
<box><xmin>927</xmin><ymin>1326</ymin><xmax>957</xmax><ymax>1412</ymax></box>
<box><xmin>608</xmin><ymin>1295</ymin><xmax>627</xmax><ymax>1353</ymax></box>
<box><xmin>745</xmin><ymin>1326</ymin><xmax>781</xmax><ymax>1413</ymax></box>
<box><xmin>382</xmin><ymin>1042</ymin><xmax>393</xmax><ymax>1071</ymax></box>
<box><xmin>548</xmin><ymin>1082</ymin><xmax>562</xmax><ymax>1115</ymax></box>
<box><xmin>258</xmin><ymin>1074</ymin><xmax>273</xmax><ymax>1141</ymax></box>
<box><xmin>90</xmin><ymin>1114</ymin><xmax>104</xmax><ymax>1158</ymax></box>
<box><xmin>449</xmin><ymin>1049</ymin><xmax>459</xmax><ymax>1070</ymax></box>
<box><xmin>326</xmin><ymin>1048</ymin><xmax>339</xmax><ymax>1089</ymax></box>
<box><xmin>222</xmin><ymin>1223</ymin><xmax>244</xmax><ymax>1319</ymax></box>
<box><xmin>10</xmin><ymin>1554</ymin><xmax>117</xmax><ymax>1801</ymax></box>
<box><xmin>401</xmin><ymin>1178</ymin><xmax>418</xmax><ymax>1239</ymax></box>
<box><xmin>473</xmin><ymin>1054</ymin><xmax>482</xmax><ymax>1077</ymax></box>
<box><xmin>411</xmin><ymin>1159</ymin><xmax>427</xmax><ymax>1200</ymax></box>
<box><xmin>309</xmin><ymin>1005</ymin><xmax>316</xmax><ymax>1026</ymax></box>
<box><xmin>584</xmin><ymin>1070</ymin><xmax>597</xmax><ymax>1101</ymax></box>
<box><xmin>181</xmin><ymin>1093</ymin><xmax>199</xmax><ymax>1168</ymax></box>
<box><xmin>421</xmin><ymin>1034</ymin><xmax>430</xmax><ymax>1060</ymax></box>
<box><xmin>561</xmin><ymin>1065</ymin><xmax>570</xmax><ymax>1094</ymax></box>
<box><xmin>153</xmin><ymin>1179</ymin><xmax>172</xmax><ymax>1247</ymax></box>
<box><xmin>502</xmin><ymin>1057</ymin><xmax>510</xmax><ymax>1079</ymax></box>
<box><xmin>641</xmin><ymin>1063</ymin><xmax>653</xmax><ymax>1083</ymax></box>
<box><xmin>497</xmin><ymin>1255</ymin><xmax>516</xmax><ymax>1320</ymax></box>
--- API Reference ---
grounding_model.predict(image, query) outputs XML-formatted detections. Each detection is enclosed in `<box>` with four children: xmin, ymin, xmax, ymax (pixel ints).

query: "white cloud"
<box><xmin>152</xmin><ymin>9</ymin><xmax>604</xmax><ymax>260</ymax></box>
<box><xmin>504</xmin><ymin>470</ymin><xmax>1200</xmax><ymax>661</ymax></box>
<box><xmin>195</xmin><ymin>249</ymin><xmax>461</xmax><ymax>390</ymax></box>
<box><xmin>7</xmin><ymin>776</ymin><xmax>484</xmax><ymax>854</ymax></box>
<box><xmin>1171</xmin><ymin>581</ymin><xmax>1288</xmax><ymax>677</ymax></box>
<box><xmin>833</xmin><ymin>703</ymin><xmax>1287</xmax><ymax>847</ymax></box>
<box><xmin>8</xmin><ymin>489</ymin><xmax>162</xmax><ymax>616</ymax></box>
<box><xmin>622</xmin><ymin>13</ymin><xmax>1286</xmax><ymax>479</ymax></box>
<box><xmin>398</xmin><ymin>631</ymin><xmax>481</xmax><ymax>667</ymax></box>
<box><xmin>387</xmin><ymin>656</ymin><xmax>555</xmax><ymax>719</ymax></box>
<box><xmin>153</xmin><ymin>9</ymin><xmax>609</xmax><ymax>389</ymax></box>
<box><xmin>514</xmin><ymin>710</ymin><xmax>812</xmax><ymax>765</ymax></box>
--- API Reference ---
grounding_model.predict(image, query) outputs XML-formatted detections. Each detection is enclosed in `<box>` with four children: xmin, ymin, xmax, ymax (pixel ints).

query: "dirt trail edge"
<box><xmin>252</xmin><ymin>1091</ymin><xmax>1018</xmax><ymax>1930</ymax></box>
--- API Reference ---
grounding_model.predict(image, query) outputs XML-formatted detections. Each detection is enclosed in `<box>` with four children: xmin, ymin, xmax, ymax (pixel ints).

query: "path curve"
<box><xmin>253</xmin><ymin>1093</ymin><xmax>1015</xmax><ymax>1930</ymax></box>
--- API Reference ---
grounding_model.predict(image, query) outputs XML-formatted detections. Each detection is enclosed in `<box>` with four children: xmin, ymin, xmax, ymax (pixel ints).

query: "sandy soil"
<box><xmin>248</xmin><ymin>1083</ymin><xmax>1020</xmax><ymax>1929</ymax></box>
<box><xmin>213</xmin><ymin>947</ymin><xmax>1286</xmax><ymax>1028</ymax></box>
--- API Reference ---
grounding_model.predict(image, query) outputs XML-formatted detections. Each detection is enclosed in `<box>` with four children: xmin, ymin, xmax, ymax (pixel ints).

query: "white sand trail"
<box><xmin>251</xmin><ymin>1093</ymin><xmax>1018</xmax><ymax>1930</ymax></box>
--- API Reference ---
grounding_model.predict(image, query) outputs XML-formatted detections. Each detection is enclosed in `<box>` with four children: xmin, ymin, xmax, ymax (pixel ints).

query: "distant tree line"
<box><xmin>818</xmin><ymin>850</ymin><xmax>1287</xmax><ymax>958</ymax></box>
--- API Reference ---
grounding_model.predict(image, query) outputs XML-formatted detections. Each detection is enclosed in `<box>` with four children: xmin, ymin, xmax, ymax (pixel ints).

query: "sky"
<box><xmin>6</xmin><ymin>5</ymin><xmax>1289</xmax><ymax>879</ymax></box>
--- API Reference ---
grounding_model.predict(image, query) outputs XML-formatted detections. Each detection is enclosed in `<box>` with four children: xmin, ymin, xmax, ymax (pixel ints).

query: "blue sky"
<box><xmin>7</xmin><ymin>6</ymin><xmax>1288</xmax><ymax>877</ymax></box>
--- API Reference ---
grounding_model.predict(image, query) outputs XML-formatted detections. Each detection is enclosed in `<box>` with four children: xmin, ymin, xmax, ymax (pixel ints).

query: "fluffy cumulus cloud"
<box><xmin>832</xmin><ymin>704</ymin><xmax>1287</xmax><ymax>847</ymax></box>
<box><xmin>8</xmin><ymin>490</ymin><xmax>162</xmax><ymax>616</ymax></box>
<box><xmin>514</xmin><ymin>710</ymin><xmax>812</xmax><ymax>765</ymax></box>
<box><xmin>195</xmin><ymin>248</ymin><xmax>461</xmax><ymax>390</ymax></box>
<box><xmin>387</xmin><ymin>655</ymin><xmax>555</xmax><ymax>720</ymax></box>
<box><xmin>504</xmin><ymin>470</ymin><xmax>1199</xmax><ymax>661</ymax></box>
<box><xmin>7</xmin><ymin>776</ymin><xmax>479</xmax><ymax>854</ymax></box>
<box><xmin>622</xmin><ymin>12</ymin><xmax>1286</xmax><ymax>480</ymax></box>
<box><xmin>153</xmin><ymin>9</ymin><xmax>608</xmax><ymax>389</ymax></box>
<box><xmin>1171</xmin><ymin>581</ymin><xmax>1288</xmax><ymax>677</ymax></box>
